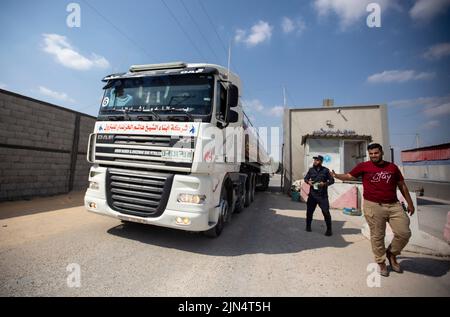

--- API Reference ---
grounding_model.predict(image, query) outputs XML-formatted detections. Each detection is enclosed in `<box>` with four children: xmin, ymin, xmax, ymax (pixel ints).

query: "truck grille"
<box><xmin>113</xmin><ymin>135</ymin><xmax>172</xmax><ymax>146</ymax></box>
<box><xmin>106</xmin><ymin>168</ymin><xmax>174</xmax><ymax>218</ymax></box>
<box><xmin>94</xmin><ymin>134</ymin><xmax>194</xmax><ymax>172</ymax></box>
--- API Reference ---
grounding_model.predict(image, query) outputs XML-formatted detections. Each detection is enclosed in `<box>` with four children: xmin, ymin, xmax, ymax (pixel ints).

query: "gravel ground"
<box><xmin>1</xmin><ymin>176</ymin><xmax>449</xmax><ymax>297</ymax></box>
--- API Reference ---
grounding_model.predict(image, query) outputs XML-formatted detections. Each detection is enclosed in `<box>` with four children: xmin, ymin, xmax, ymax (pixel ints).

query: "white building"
<box><xmin>282</xmin><ymin>100</ymin><xmax>390</xmax><ymax>192</ymax></box>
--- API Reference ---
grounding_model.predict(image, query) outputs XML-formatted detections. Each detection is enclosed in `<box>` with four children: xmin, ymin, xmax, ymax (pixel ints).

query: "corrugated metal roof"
<box><xmin>402</xmin><ymin>143</ymin><xmax>450</xmax><ymax>152</ymax></box>
<box><xmin>401</xmin><ymin>146</ymin><xmax>450</xmax><ymax>162</ymax></box>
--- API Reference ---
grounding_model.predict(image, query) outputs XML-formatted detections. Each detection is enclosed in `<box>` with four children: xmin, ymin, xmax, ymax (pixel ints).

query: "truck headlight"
<box><xmin>176</xmin><ymin>217</ymin><xmax>191</xmax><ymax>225</ymax></box>
<box><xmin>89</xmin><ymin>181</ymin><xmax>99</xmax><ymax>190</ymax></box>
<box><xmin>177</xmin><ymin>194</ymin><xmax>206</xmax><ymax>204</ymax></box>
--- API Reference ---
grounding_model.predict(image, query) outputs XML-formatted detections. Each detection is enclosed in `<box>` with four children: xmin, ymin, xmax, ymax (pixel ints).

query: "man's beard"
<box><xmin>371</xmin><ymin>157</ymin><xmax>382</xmax><ymax>164</ymax></box>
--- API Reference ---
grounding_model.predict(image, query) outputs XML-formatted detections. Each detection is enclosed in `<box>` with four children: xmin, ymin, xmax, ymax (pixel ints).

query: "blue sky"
<box><xmin>0</xmin><ymin>0</ymin><xmax>449</xmax><ymax>163</ymax></box>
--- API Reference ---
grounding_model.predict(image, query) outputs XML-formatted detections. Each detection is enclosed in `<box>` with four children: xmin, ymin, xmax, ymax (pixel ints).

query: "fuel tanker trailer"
<box><xmin>85</xmin><ymin>62</ymin><xmax>274</xmax><ymax>237</ymax></box>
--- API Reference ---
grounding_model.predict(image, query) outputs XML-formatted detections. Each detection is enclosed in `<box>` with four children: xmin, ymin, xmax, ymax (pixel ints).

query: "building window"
<box><xmin>306</xmin><ymin>139</ymin><xmax>341</xmax><ymax>174</ymax></box>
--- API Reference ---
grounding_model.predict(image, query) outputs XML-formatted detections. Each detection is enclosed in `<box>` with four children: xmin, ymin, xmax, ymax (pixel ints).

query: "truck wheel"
<box><xmin>204</xmin><ymin>188</ymin><xmax>228</xmax><ymax>238</ymax></box>
<box><xmin>260</xmin><ymin>174</ymin><xmax>270</xmax><ymax>191</ymax></box>
<box><xmin>234</xmin><ymin>185</ymin><xmax>246</xmax><ymax>213</ymax></box>
<box><xmin>244</xmin><ymin>174</ymin><xmax>252</xmax><ymax>207</ymax></box>
<box><xmin>250</xmin><ymin>174</ymin><xmax>256</xmax><ymax>202</ymax></box>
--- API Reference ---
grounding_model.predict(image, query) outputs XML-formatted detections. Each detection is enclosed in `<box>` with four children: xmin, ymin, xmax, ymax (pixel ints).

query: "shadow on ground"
<box><xmin>398</xmin><ymin>256</ymin><xmax>450</xmax><ymax>277</ymax></box>
<box><xmin>417</xmin><ymin>198</ymin><xmax>448</xmax><ymax>206</ymax></box>
<box><xmin>107</xmin><ymin>186</ymin><xmax>362</xmax><ymax>257</ymax></box>
<box><xmin>0</xmin><ymin>191</ymin><xmax>85</xmax><ymax>219</ymax></box>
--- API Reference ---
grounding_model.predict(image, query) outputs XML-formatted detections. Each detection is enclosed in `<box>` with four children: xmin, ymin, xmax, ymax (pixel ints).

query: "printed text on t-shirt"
<box><xmin>370</xmin><ymin>172</ymin><xmax>392</xmax><ymax>183</ymax></box>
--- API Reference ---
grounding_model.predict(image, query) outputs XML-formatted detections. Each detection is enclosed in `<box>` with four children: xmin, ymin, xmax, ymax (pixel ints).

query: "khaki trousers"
<box><xmin>363</xmin><ymin>199</ymin><xmax>412</xmax><ymax>264</ymax></box>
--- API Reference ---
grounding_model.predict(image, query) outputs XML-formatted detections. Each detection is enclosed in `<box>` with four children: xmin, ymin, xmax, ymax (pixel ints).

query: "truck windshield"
<box><xmin>99</xmin><ymin>74</ymin><xmax>214</xmax><ymax>120</ymax></box>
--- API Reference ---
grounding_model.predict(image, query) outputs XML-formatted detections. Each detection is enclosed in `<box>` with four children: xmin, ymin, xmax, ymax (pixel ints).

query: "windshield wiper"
<box><xmin>98</xmin><ymin>114</ymin><xmax>126</xmax><ymax>121</ymax></box>
<box><xmin>153</xmin><ymin>108</ymin><xmax>194</xmax><ymax>120</ymax></box>
<box><xmin>100</xmin><ymin>106</ymin><xmax>162</xmax><ymax>121</ymax></box>
<box><xmin>125</xmin><ymin>106</ymin><xmax>162</xmax><ymax>121</ymax></box>
<box><xmin>168</xmin><ymin>94</ymin><xmax>194</xmax><ymax>107</ymax></box>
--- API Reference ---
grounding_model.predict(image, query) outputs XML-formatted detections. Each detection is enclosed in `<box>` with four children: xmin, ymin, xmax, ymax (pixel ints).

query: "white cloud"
<box><xmin>243</xmin><ymin>100</ymin><xmax>285</xmax><ymax>118</ymax></box>
<box><xmin>42</xmin><ymin>33</ymin><xmax>110</xmax><ymax>71</ymax></box>
<box><xmin>313</xmin><ymin>0</ymin><xmax>395</xmax><ymax>29</ymax></box>
<box><xmin>391</xmin><ymin>95</ymin><xmax>450</xmax><ymax>108</ymax></box>
<box><xmin>390</xmin><ymin>95</ymin><xmax>450</xmax><ymax>118</ymax></box>
<box><xmin>39</xmin><ymin>86</ymin><xmax>75</xmax><ymax>103</ymax></box>
<box><xmin>0</xmin><ymin>82</ymin><xmax>7</xmax><ymax>89</ymax></box>
<box><xmin>367</xmin><ymin>70</ymin><xmax>435</xmax><ymax>83</ymax></box>
<box><xmin>243</xmin><ymin>99</ymin><xmax>265</xmax><ymax>112</ymax></box>
<box><xmin>423</xmin><ymin>102</ymin><xmax>450</xmax><ymax>117</ymax></box>
<box><xmin>410</xmin><ymin>0</ymin><xmax>450</xmax><ymax>22</ymax></box>
<box><xmin>282</xmin><ymin>17</ymin><xmax>295</xmax><ymax>33</ymax></box>
<box><xmin>234</xmin><ymin>29</ymin><xmax>246</xmax><ymax>43</ymax></box>
<box><xmin>421</xmin><ymin>120</ymin><xmax>440</xmax><ymax>130</ymax></box>
<box><xmin>281</xmin><ymin>17</ymin><xmax>306</xmax><ymax>35</ymax></box>
<box><xmin>423</xmin><ymin>42</ymin><xmax>450</xmax><ymax>60</ymax></box>
<box><xmin>234</xmin><ymin>21</ymin><xmax>273</xmax><ymax>47</ymax></box>
<box><xmin>269</xmin><ymin>106</ymin><xmax>285</xmax><ymax>117</ymax></box>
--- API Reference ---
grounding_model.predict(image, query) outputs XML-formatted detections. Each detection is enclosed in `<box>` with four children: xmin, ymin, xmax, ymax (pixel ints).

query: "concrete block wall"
<box><xmin>0</xmin><ymin>89</ymin><xmax>96</xmax><ymax>201</ymax></box>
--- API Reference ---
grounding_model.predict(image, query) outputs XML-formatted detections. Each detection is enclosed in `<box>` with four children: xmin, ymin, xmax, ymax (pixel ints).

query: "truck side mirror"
<box><xmin>227</xmin><ymin>85</ymin><xmax>239</xmax><ymax>108</ymax></box>
<box><xmin>228</xmin><ymin>110</ymin><xmax>239</xmax><ymax>123</ymax></box>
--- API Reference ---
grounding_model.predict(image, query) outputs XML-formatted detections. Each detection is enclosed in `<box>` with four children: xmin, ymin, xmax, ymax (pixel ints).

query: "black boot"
<box><xmin>306</xmin><ymin>223</ymin><xmax>312</xmax><ymax>232</ymax></box>
<box><xmin>324</xmin><ymin>214</ymin><xmax>332</xmax><ymax>236</ymax></box>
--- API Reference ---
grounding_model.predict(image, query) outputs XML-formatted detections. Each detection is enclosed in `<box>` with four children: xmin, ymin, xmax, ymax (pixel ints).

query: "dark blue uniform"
<box><xmin>304</xmin><ymin>166</ymin><xmax>334</xmax><ymax>232</ymax></box>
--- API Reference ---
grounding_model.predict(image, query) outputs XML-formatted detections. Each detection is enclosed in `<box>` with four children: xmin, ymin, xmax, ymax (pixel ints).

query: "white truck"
<box><xmin>84</xmin><ymin>62</ymin><xmax>274</xmax><ymax>237</ymax></box>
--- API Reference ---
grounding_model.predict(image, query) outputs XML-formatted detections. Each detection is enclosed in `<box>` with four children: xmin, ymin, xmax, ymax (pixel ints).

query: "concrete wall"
<box><xmin>282</xmin><ymin>108</ymin><xmax>291</xmax><ymax>192</ymax></box>
<box><xmin>0</xmin><ymin>89</ymin><xmax>96</xmax><ymax>201</ymax></box>
<box><xmin>283</xmin><ymin>104</ymin><xmax>389</xmax><ymax>192</ymax></box>
<box><xmin>405</xmin><ymin>180</ymin><xmax>450</xmax><ymax>201</ymax></box>
<box><xmin>403</xmin><ymin>162</ymin><xmax>450</xmax><ymax>182</ymax></box>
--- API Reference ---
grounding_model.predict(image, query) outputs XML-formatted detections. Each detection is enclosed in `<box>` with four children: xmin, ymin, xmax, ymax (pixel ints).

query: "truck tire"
<box><xmin>234</xmin><ymin>185</ymin><xmax>246</xmax><ymax>213</ymax></box>
<box><xmin>244</xmin><ymin>174</ymin><xmax>252</xmax><ymax>207</ymax></box>
<box><xmin>260</xmin><ymin>173</ymin><xmax>270</xmax><ymax>191</ymax></box>
<box><xmin>250</xmin><ymin>173</ymin><xmax>256</xmax><ymax>203</ymax></box>
<box><xmin>204</xmin><ymin>187</ymin><xmax>229</xmax><ymax>238</ymax></box>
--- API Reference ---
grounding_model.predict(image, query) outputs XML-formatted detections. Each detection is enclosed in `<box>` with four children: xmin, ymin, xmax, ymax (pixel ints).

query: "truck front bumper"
<box><xmin>84</xmin><ymin>166</ymin><xmax>219</xmax><ymax>232</ymax></box>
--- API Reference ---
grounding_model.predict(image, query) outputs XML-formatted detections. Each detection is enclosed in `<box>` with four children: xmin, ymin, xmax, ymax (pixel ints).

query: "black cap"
<box><xmin>313</xmin><ymin>155</ymin><xmax>324</xmax><ymax>161</ymax></box>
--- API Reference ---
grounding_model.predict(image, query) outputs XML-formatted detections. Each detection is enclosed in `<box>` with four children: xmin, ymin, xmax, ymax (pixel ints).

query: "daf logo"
<box><xmin>97</xmin><ymin>134</ymin><xmax>114</xmax><ymax>140</ymax></box>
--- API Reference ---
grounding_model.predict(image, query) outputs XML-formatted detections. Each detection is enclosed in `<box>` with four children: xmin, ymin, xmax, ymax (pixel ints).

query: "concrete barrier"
<box><xmin>300</xmin><ymin>181</ymin><xmax>309</xmax><ymax>202</ymax></box>
<box><xmin>299</xmin><ymin>181</ymin><xmax>359</xmax><ymax>210</ymax></box>
<box><xmin>328</xmin><ymin>183</ymin><xmax>358</xmax><ymax>210</ymax></box>
<box><xmin>444</xmin><ymin>212</ymin><xmax>450</xmax><ymax>243</ymax></box>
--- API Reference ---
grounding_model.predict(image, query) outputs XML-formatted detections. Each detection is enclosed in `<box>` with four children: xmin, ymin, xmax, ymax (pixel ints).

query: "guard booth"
<box><xmin>282</xmin><ymin>102</ymin><xmax>390</xmax><ymax>195</ymax></box>
<box><xmin>301</xmin><ymin>131</ymin><xmax>372</xmax><ymax>174</ymax></box>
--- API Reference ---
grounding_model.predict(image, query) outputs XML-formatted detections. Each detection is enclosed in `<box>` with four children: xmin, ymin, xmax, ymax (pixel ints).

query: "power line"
<box><xmin>81</xmin><ymin>0</ymin><xmax>155</xmax><ymax>61</ymax></box>
<box><xmin>180</xmin><ymin>0</ymin><xmax>222</xmax><ymax>64</ymax></box>
<box><xmin>196</xmin><ymin>1</ymin><xmax>243</xmax><ymax>77</ymax></box>
<box><xmin>160</xmin><ymin>0</ymin><xmax>207</xmax><ymax>61</ymax></box>
<box><xmin>197</xmin><ymin>0</ymin><xmax>228</xmax><ymax>57</ymax></box>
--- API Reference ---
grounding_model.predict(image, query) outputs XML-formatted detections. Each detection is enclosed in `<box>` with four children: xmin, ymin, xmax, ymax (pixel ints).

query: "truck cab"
<box><xmin>85</xmin><ymin>62</ymin><xmax>271</xmax><ymax>237</ymax></box>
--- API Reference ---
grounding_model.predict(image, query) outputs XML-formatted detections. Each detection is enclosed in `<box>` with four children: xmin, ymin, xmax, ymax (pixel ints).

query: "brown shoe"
<box><xmin>378</xmin><ymin>263</ymin><xmax>389</xmax><ymax>277</ymax></box>
<box><xmin>386</xmin><ymin>249</ymin><xmax>403</xmax><ymax>273</ymax></box>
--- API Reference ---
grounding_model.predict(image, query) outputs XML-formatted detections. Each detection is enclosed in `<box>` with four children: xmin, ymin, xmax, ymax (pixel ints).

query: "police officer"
<box><xmin>304</xmin><ymin>155</ymin><xmax>335</xmax><ymax>236</ymax></box>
